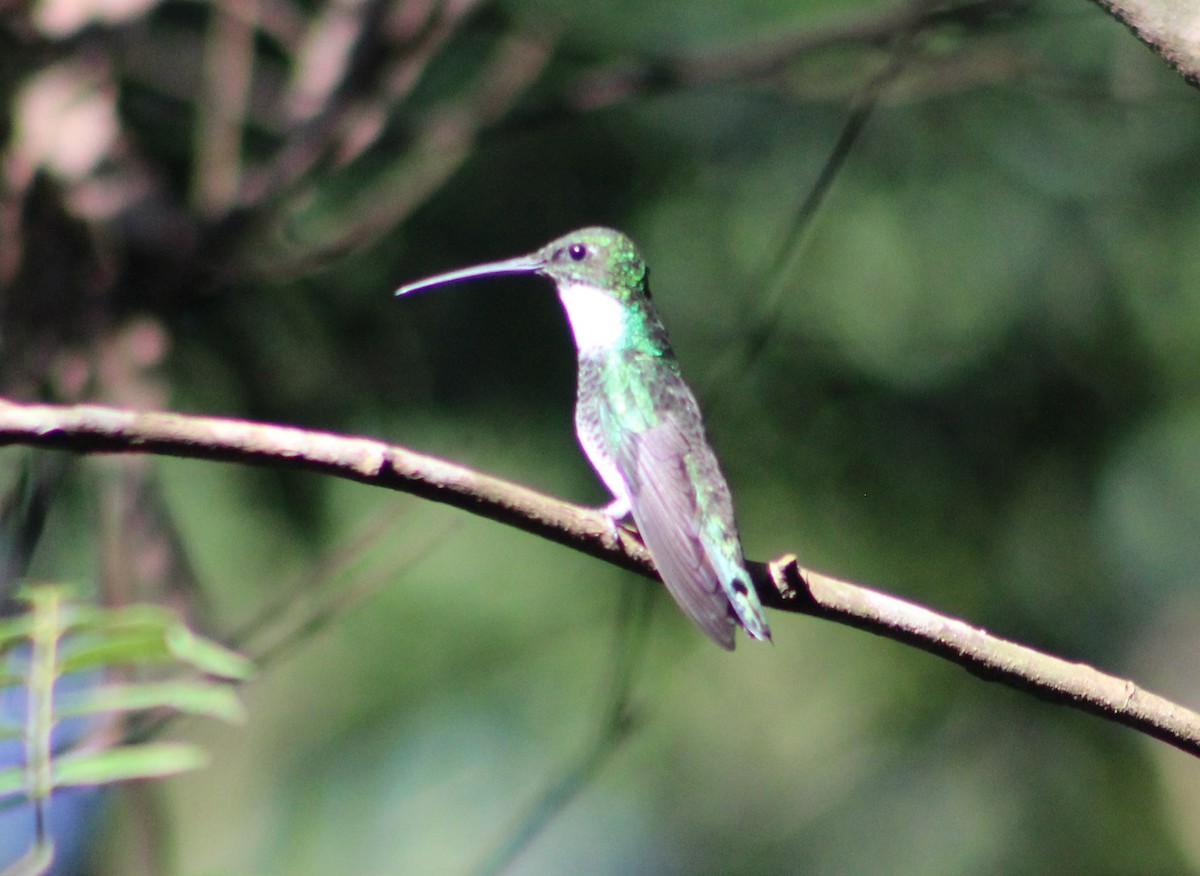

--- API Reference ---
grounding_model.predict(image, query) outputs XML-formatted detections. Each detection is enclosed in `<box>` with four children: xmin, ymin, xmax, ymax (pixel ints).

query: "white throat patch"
<box><xmin>556</xmin><ymin>283</ymin><xmax>626</xmax><ymax>350</ymax></box>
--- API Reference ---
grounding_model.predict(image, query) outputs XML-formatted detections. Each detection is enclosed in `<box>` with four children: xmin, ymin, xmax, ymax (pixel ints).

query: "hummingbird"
<box><xmin>396</xmin><ymin>227</ymin><xmax>771</xmax><ymax>649</ymax></box>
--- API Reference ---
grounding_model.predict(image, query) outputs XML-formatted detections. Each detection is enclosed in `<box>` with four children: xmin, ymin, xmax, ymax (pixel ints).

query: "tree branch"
<box><xmin>2</xmin><ymin>398</ymin><xmax>1198</xmax><ymax>758</ymax></box>
<box><xmin>1091</xmin><ymin>0</ymin><xmax>1200</xmax><ymax>88</ymax></box>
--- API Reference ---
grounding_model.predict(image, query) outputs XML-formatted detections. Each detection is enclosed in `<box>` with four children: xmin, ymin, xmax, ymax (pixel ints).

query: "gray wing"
<box><xmin>623</xmin><ymin>421</ymin><xmax>737</xmax><ymax>650</ymax></box>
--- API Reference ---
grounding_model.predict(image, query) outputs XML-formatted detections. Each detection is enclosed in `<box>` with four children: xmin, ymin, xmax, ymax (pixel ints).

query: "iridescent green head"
<box><xmin>395</xmin><ymin>227</ymin><xmax>649</xmax><ymax>301</ymax></box>
<box><xmin>531</xmin><ymin>227</ymin><xmax>647</xmax><ymax>300</ymax></box>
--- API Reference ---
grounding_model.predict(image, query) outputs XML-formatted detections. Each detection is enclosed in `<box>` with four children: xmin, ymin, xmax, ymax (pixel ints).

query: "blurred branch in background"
<box><xmin>553</xmin><ymin>0</ymin><xmax>1200</xmax><ymax>103</ymax></box>
<box><xmin>471</xmin><ymin>579</ymin><xmax>652</xmax><ymax>876</ymax></box>
<box><xmin>3</xmin><ymin>399</ymin><xmax>1200</xmax><ymax>762</ymax></box>
<box><xmin>193</xmin><ymin>0</ymin><xmax>257</xmax><ymax>216</ymax></box>
<box><xmin>557</xmin><ymin>0</ymin><xmax>987</xmax><ymax>111</ymax></box>
<box><xmin>702</xmin><ymin>8</ymin><xmax>924</xmax><ymax>395</ymax></box>
<box><xmin>229</xmin><ymin>500</ymin><xmax>460</xmax><ymax>665</ymax></box>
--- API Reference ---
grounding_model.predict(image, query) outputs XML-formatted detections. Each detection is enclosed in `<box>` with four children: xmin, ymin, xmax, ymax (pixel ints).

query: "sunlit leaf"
<box><xmin>52</xmin><ymin>742</ymin><xmax>208</xmax><ymax>787</ymax></box>
<box><xmin>0</xmin><ymin>765</ymin><xmax>26</xmax><ymax>798</ymax></box>
<box><xmin>55</xmin><ymin>680</ymin><xmax>246</xmax><ymax>723</ymax></box>
<box><xmin>0</xmin><ymin>671</ymin><xmax>26</xmax><ymax>688</ymax></box>
<box><xmin>164</xmin><ymin>626</ymin><xmax>254</xmax><ymax>681</ymax></box>
<box><xmin>0</xmin><ymin>616</ymin><xmax>35</xmax><ymax>648</ymax></box>
<box><xmin>58</xmin><ymin>628</ymin><xmax>175</xmax><ymax>672</ymax></box>
<box><xmin>62</xmin><ymin>602</ymin><xmax>172</xmax><ymax>634</ymax></box>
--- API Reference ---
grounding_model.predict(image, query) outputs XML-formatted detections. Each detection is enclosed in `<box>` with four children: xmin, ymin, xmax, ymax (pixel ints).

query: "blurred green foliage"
<box><xmin>3</xmin><ymin>0</ymin><xmax>1200</xmax><ymax>872</ymax></box>
<box><xmin>0</xmin><ymin>586</ymin><xmax>249</xmax><ymax>874</ymax></box>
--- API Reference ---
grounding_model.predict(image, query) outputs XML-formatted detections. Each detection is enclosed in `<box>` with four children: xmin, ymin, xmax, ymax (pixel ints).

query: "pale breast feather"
<box><xmin>557</xmin><ymin>283</ymin><xmax>626</xmax><ymax>349</ymax></box>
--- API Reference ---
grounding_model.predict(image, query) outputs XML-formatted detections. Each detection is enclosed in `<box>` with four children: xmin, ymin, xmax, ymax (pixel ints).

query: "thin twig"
<box><xmin>1</xmin><ymin>399</ymin><xmax>1199</xmax><ymax>759</ymax></box>
<box><xmin>703</xmin><ymin>14</ymin><xmax>920</xmax><ymax>396</ymax></box>
<box><xmin>471</xmin><ymin>581</ymin><xmax>651</xmax><ymax>876</ymax></box>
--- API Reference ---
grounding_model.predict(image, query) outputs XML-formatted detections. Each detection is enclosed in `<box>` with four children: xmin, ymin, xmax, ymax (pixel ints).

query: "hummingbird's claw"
<box><xmin>598</xmin><ymin>497</ymin><xmax>634</xmax><ymax>548</ymax></box>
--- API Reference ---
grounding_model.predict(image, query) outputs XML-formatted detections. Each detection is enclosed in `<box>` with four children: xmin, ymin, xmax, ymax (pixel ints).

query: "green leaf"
<box><xmin>56</xmin><ymin>680</ymin><xmax>247</xmax><ymax>724</ymax></box>
<box><xmin>0</xmin><ymin>672</ymin><xmax>26</xmax><ymax>690</ymax></box>
<box><xmin>0</xmin><ymin>738</ymin><xmax>221</xmax><ymax>797</ymax></box>
<box><xmin>60</xmin><ymin>602</ymin><xmax>172</xmax><ymax>634</ymax></box>
<box><xmin>164</xmin><ymin>626</ymin><xmax>254</xmax><ymax>681</ymax></box>
<box><xmin>55</xmin><ymin>605</ymin><xmax>253</xmax><ymax>680</ymax></box>
<box><xmin>0</xmin><ymin>765</ymin><xmax>25</xmax><ymax>798</ymax></box>
<box><xmin>0</xmin><ymin>616</ymin><xmax>34</xmax><ymax>649</ymax></box>
<box><xmin>52</xmin><ymin>742</ymin><xmax>208</xmax><ymax>787</ymax></box>
<box><xmin>58</xmin><ymin>629</ymin><xmax>175</xmax><ymax>673</ymax></box>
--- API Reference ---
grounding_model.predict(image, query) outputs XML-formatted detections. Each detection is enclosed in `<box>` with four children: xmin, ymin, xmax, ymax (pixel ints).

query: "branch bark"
<box><xmin>2</xmin><ymin>398</ymin><xmax>1198</xmax><ymax>758</ymax></box>
<box><xmin>1092</xmin><ymin>0</ymin><xmax>1200</xmax><ymax>88</ymax></box>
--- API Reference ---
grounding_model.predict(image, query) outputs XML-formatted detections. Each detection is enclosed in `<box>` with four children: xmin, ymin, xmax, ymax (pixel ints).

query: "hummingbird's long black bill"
<box><xmin>395</xmin><ymin>254</ymin><xmax>546</xmax><ymax>296</ymax></box>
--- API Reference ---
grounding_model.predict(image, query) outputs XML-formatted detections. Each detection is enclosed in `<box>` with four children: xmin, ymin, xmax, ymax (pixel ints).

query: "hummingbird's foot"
<box><xmin>598</xmin><ymin>497</ymin><xmax>633</xmax><ymax>548</ymax></box>
<box><xmin>600</xmin><ymin>497</ymin><xmax>631</xmax><ymax>522</ymax></box>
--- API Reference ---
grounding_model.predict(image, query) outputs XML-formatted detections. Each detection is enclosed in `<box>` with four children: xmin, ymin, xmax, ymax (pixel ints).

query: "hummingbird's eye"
<box><xmin>568</xmin><ymin>243</ymin><xmax>588</xmax><ymax>261</ymax></box>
